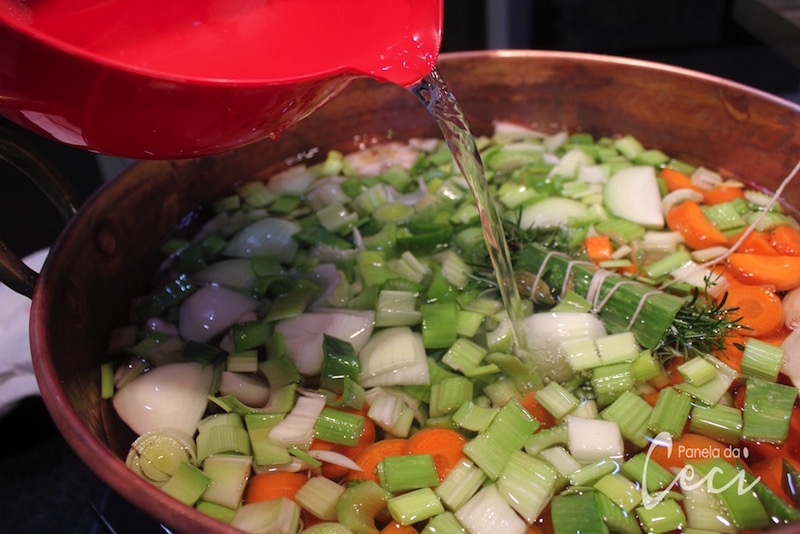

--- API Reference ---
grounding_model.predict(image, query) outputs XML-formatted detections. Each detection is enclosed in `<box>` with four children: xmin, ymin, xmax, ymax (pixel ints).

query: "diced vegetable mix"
<box><xmin>104</xmin><ymin>123</ymin><xmax>800</xmax><ymax>533</ymax></box>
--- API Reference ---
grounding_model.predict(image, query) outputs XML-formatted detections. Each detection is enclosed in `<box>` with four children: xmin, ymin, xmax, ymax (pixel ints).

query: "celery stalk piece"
<box><xmin>378</xmin><ymin>454</ymin><xmax>440</xmax><ymax>493</ymax></box>
<box><xmin>201</xmin><ymin>453</ymin><xmax>252</xmax><ymax>509</ymax></box>
<box><xmin>534</xmin><ymin>381</ymin><xmax>580</xmax><ymax>420</ymax></box>
<box><xmin>538</xmin><ymin>446</ymin><xmax>581</xmax><ymax>479</ymax></box>
<box><xmin>741</xmin><ymin>377</ymin><xmax>797</xmax><ymax>444</ymax></box>
<box><xmin>600</xmin><ymin>390</ymin><xmax>653</xmax><ymax>448</ymax></box>
<box><xmin>647</xmin><ymin>386</ymin><xmax>692</xmax><ymax>438</ymax></box>
<box><xmin>295</xmin><ymin>476</ymin><xmax>346</xmax><ymax>522</ymax></box>
<box><xmin>160</xmin><ymin>461</ymin><xmax>211</xmax><ymax>506</ymax></box>
<box><xmin>455</xmin><ymin>485</ymin><xmax>527</xmax><ymax>534</ymax></box>
<box><xmin>687</xmin><ymin>458</ymin><xmax>769</xmax><ymax>531</ymax></box>
<box><xmin>336</xmin><ymin>480</ymin><xmax>392</xmax><ymax>534</ymax></box>
<box><xmin>435</xmin><ymin>458</ymin><xmax>488</xmax><ymax>512</ymax></box>
<box><xmin>740</xmin><ymin>337</ymin><xmax>785</xmax><ymax>382</ymax></box>
<box><xmin>593</xmin><ymin>473</ymin><xmax>642</xmax><ymax>512</ymax></box>
<box><xmin>689</xmin><ymin>403</ymin><xmax>743</xmax><ymax>445</ymax></box>
<box><xmin>232</xmin><ymin>497</ymin><xmax>302</xmax><ymax>534</ymax></box>
<box><xmin>550</xmin><ymin>492</ymin><xmax>608</xmax><ymax>534</ymax></box>
<box><xmin>387</xmin><ymin>487</ymin><xmax>445</xmax><ymax>526</ymax></box>
<box><xmin>635</xmin><ymin>498</ymin><xmax>687</xmax><ymax>534</ymax></box>
<box><xmin>421</xmin><ymin>512</ymin><xmax>467</xmax><ymax>534</ymax></box>
<box><xmin>496</xmin><ymin>450</ymin><xmax>559</xmax><ymax>523</ymax></box>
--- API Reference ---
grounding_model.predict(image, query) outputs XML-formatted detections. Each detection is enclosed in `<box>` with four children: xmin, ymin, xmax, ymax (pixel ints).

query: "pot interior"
<box><xmin>30</xmin><ymin>51</ymin><xmax>800</xmax><ymax>532</ymax></box>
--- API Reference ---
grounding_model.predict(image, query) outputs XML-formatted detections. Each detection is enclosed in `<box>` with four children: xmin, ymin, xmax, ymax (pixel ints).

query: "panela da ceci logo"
<box><xmin>640</xmin><ymin>431</ymin><xmax>759</xmax><ymax>510</ymax></box>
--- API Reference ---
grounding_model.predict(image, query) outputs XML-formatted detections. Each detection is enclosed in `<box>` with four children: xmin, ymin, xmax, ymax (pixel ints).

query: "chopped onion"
<box><xmin>518</xmin><ymin>197</ymin><xmax>589</xmax><ymax>230</ymax></box>
<box><xmin>222</xmin><ymin>217</ymin><xmax>301</xmax><ymax>264</ymax></box>
<box><xmin>274</xmin><ymin>310</ymin><xmax>375</xmax><ymax>375</ymax></box>
<box><xmin>523</xmin><ymin>312</ymin><xmax>607</xmax><ymax>381</ymax></box>
<box><xmin>178</xmin><ymin>286</ymin><xmax>259</xmax><ymax>343</ymax></box>
<box><xmin>661</xmin><ymin>188</ymin><xmax>704</xmax><ymax>216</ymax></box>
<box><xmin>781</xmin><ymin>328</ymin><xmax>800</xmax><ymax>396</ymax></box>
<box><xmin>191</xmin><ymin>259</ymin><xmax>258</xmax><ymax>291</ymax></box>
<box><xmin>604</xmin><ymin>166</ymin><xmax>664</xmax><ymax>228</ymax></box>
<box><xmin>113</xmin><ymin>362</ymin><xmax>215</xmax><ymax>436</ymax></box>
<box><xmin>266</xmin><ymin>164</ymin><xmax>316</xmax><ymax>194</ymax></box>
<box><xmin>308</xmin><ymin>450</ymin><xmax>363</xmax><ymax>472</ymax></box>
<box><xmin>219</xmin><ymin>371</ymin><xmax>271</xmax><ymax>407</ymax></box>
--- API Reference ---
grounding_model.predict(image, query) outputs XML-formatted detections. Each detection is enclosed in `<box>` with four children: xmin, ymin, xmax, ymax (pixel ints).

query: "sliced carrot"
<box><xmin>584</xmin><ymin>234</ymin><xmax>613</xmax><ymax>264</ymax></box>
<box><xmin>724</xmin><ymin>283</ymin><xmax>785</xmax><ymax>338</ymax></box>
<box><xmin>647</xmin><ymin>433</ymin><xmax>738</xmax><ymax>471</ymax></box>
<box><xmin>380</xmin><ymin>521</ymin><xmax>418</xmax><ymax>534</ymax></box>
<box><xmin>728</xmin><ymin>230</ymin><xmax>778</xmax><ymax>255</ymax></box>
<box><xmin>642</xmin><ymin>390</ymin><xmax>661</xmax><ymax>407</ymax></box>
<box><xmin>702</xmin><ymin>184</ymin><xmax>745</xmax><ymax>205</ymax></box>
<box><xmin>347</xmin><ymin>438</ymin><xmax>408</xmax><ymax>484</ymax></box>
<box><xmin>245</xmin><ymin>471</ymin><xmax>308</xmax><ymax>504</ymax></box>
<box><xmin>520</xmin><ymin>390</ymin><xmax>558</xmax><ymax>430</ymax></box>
<box><xmin>727</xmin><ymin>253</ymin><xmax>800</xmax><ymax>292</ymax></box>
<box><xmin>771</xmin><ymin>225</ymin><xmax>800</xmax><ymax>257</ymax></box>
<box><xmin>747</xmin><ymin>456</ymin><xmax>800</xmax><ymax>505</ymax></box>
<box><xmin>665</xmin><ymin>200</ymin><xmax>729</xmax><ymax>250</ymax></box>
<box><xmin>404</xmin><ymin>427</ymin><xmax>466</xmax><ymax>481</ymax></box>
<box><xmin>659</xmin><ymin>167</ymin><xmax>703</xmax><ymax>193</ymax></box>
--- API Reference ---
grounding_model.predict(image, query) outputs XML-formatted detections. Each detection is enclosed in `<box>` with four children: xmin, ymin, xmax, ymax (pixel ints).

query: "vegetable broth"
<box><xmin>104</xmin><ymin>102</ymin><xmax>800</xmax><ymax>532</ymax></box>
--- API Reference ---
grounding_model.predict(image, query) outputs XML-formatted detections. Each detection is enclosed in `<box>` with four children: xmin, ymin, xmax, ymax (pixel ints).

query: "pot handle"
<box><xmin>0</xmin><ymin>130</ymin><xmax>81</xmax><ymax>299</ymax></box>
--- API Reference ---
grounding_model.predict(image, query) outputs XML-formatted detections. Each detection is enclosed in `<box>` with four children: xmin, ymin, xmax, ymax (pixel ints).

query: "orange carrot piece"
<box><xmin>724</xmin><ymin>284</ymin><xmax>785</xmax><ymax>338</ymax></box>
<box><xmin>520</xmin><ymin>390</ymin><xmax>558</xmax><ymax>430</ymax></box>
<box><xmin>728</xmin><ymin>230</ymin><xmax>778</xmax><ymax>255</ymax></box>
<box><xmin>584</xmin><ymin>234</ymin><xmax>613</xmax><ymax>264</ymax></box>
<box><xmin>702</xmin><ymin>184</ymin><xmax>744</xmax><ymax>205</ymax></box>
<box><xmin>665</xmin><ymin>200</ymin><xmax>729</xmax><ymax>250</ymax></box>
<box><xmin>380</xmin><ymin>522</ymin><xmax>418</xmax><ymax>534</ymax></box>
<box><xmin>404</xmin><ymin>427</ymin><xmax>467</xmax><ymax>481</ymax></box>
<box><xmin>347</xmin><ymin>438</ymin><xmax>408</xmax><ymax>484</ymax></box>
<box><xmin>727</xmin><ymin>253</ymin><xmax>800</xmax><ymax>292</ymax></box>
<box><xmin>771</xmin><ymin>225</ymin><xmax>800</xmax><ymax>257</ymax></box>
<box><xmin>244</xmin><ymin>471</ymin><xmax>308</xmax><ymax>504</ymax></box>
<box><xmin>647</xmin><ymin>433</ymin><xmax>738</xmax><ymax>471</ymax></box>
<box><xmin>659</xmin><ymin>167</ymin><xmax>703</xmax><ymax>193</ymax></box>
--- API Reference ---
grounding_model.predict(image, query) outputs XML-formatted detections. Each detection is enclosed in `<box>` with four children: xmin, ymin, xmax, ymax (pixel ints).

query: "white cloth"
<box><xmin>0</xmin><ymin>248</ymin><xmax>48</xmax><ymax>416</ymax></box>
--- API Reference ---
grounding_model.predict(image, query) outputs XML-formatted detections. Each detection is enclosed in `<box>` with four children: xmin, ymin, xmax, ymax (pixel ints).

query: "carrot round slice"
<box><xmin>725</xmin><ymin>284</ymin><xmax>785</xmax><ymax>338</ymax></box>
<box><xmin>404</xmin><ymin>427</ymin><xmax>466</xmax><ymax>481</ymax></box>
<box><xmin>347</xmin><ymin>438</ymin><xmax>408</xmax><ymax>484</ymax></box>
<box><xmin>771</xmin><ymin>225</ymin><xmax>800</xmax><ymax>256</ymax></box>
<box><xmin>665</xmin><ymin>200</ymin><xmax>728</xmax><ymax>250</ymax></box>
<box><xmin>727</xmin><ymin>253</ymin><xmax>800</xmax><ymax>292</ymax></box>
<box><xmin>703</xmin><ymin>184</ymin><xmax>744</xmax><ymax>205</ymax></box>
<box><xmin>245</xmin><ymin>471</ymin><xmax>308</xmax><ymax>504</ymax></box>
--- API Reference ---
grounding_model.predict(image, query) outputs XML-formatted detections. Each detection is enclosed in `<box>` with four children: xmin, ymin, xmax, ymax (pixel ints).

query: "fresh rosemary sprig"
<box><xmin>653</xmin><ymin>288</ymin><xmax>744</xmax><ymax>362</ymax></box>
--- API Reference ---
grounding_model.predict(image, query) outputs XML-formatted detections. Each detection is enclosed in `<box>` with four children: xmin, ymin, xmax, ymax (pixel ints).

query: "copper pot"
<box><xmin>8</xmin><ymin>51</ymin><xmax>800</xmax><ymax>532</ymax></box>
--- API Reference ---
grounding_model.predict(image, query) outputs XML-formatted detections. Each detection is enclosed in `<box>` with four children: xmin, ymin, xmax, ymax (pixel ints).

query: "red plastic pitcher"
<box><xmin>0</xmin><ymin>0</ymin><xmax>443</xmax><ymax>158</ymax></box>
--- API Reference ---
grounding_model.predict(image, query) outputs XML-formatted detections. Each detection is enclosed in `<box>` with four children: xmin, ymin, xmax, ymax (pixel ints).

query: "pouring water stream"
<box><xmin>410</xmin><ymin>69</ymin><xmax>531</xmax><ymax>358</ymax></box>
